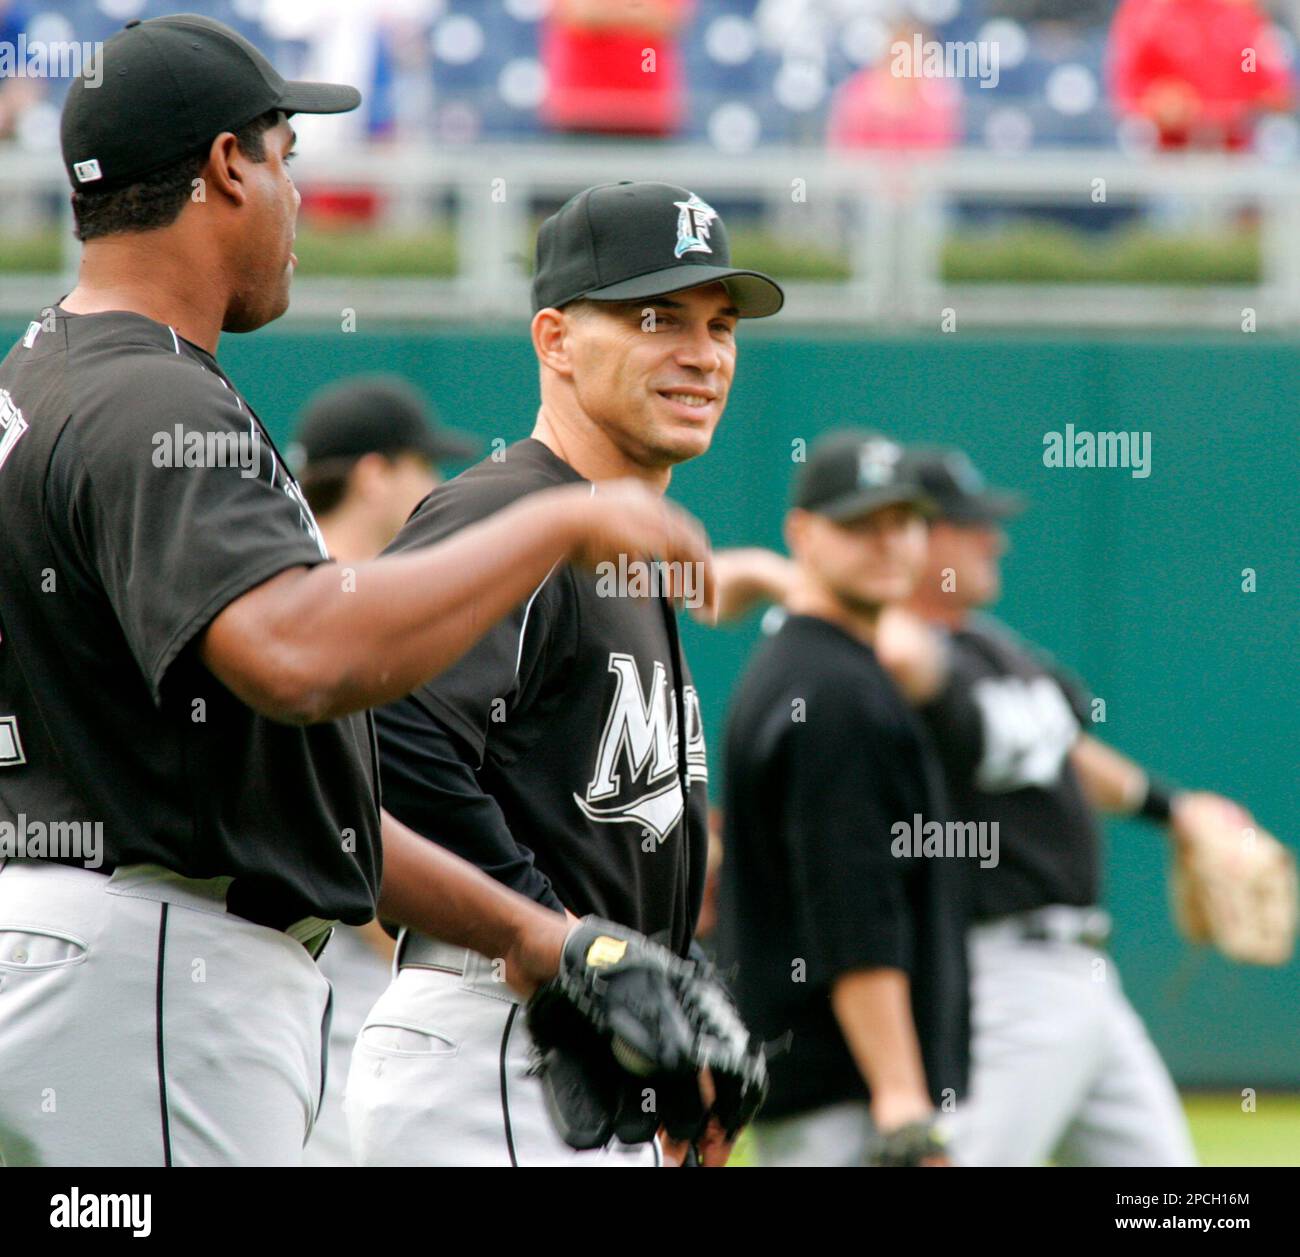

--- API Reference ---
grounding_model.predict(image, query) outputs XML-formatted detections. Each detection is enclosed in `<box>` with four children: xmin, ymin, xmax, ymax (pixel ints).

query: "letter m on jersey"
<box><xmin>574</xmin><ymin>653</ymin><xmax>700</xmax><ymax>844</ymax></box>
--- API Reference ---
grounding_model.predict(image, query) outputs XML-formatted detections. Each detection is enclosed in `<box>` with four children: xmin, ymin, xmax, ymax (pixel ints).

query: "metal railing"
<box><xmin>4</xmin><ymin>142</ymin><xmax>1299</xmax><ymax>328</ymax></box>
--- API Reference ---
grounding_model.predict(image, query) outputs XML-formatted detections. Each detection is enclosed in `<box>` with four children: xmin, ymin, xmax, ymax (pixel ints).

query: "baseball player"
<box><xmin>291</xmin><ymin>374</ymin><xmax>478</xmax><ymax>569</ymax></box>
<box><xmin>872</xmin><ymin>445</ymin><xmax>1201</xmax><ymax>1166</ymax></box>
<box><xmin>0</xmin><ymin>16</ymin><xmax>716</xmax><ymax>1167</ymax></box>
<box><xmin>290</xmin><ymin>376</ymin><xmax>478</xmax><ymax>1167</ymax></box>
<box><xmin>711</xmin><ymin>445</ymin><xmax>1220</xmax><ymax>1166</ymax></box>
<box><xmin>344</xmin><ymin>180</ymin><xmax>784</xmax><ymax>1167</ymax></box>
<box><xmin>716</xmin><ymin>430</ymin><xmax>969</xmax><ymax>1168</ymax></box>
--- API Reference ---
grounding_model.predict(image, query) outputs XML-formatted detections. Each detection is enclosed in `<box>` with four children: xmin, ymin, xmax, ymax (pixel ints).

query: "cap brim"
<box><xmin>942</xmin><ymin>491</ymin><xmax>1025</xmax><ymax>524</ymax></box>
<box><xmin>817</xmin><ymin>488</ymin><xmax>938</xmax><ymax>523</ymax></box>
<box><xmin>582</xmin><ymin>264</ymin><xmax>784</xmax><ymax>318</ymax></box>
<box><xmin>277</xmin><ymin>80</ymin><xmax>362</xmax><ymax>115</ymax></box>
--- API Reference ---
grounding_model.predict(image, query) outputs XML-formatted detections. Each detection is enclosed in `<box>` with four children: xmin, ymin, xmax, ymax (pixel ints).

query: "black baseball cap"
<box><xmin>532</xmin><ymin>181</ymin><xmax>784</xmax><ymax>318</ymax></box>
<box><xmin>900</xmin><ymin>446</ymin><xmax>1024</xmax><ymax>524</ymax></box>
<box><xmin>291</xmin><ymin>376</ymin><xmax>479</xmax><ymax>469</ymax></box>
<box><xmin>61</xmin><ymin>13</ymin><xmax>361</xmax><ymax>191</ymax></box>
<box><xmin>792</xmin><ymin>429</ymin><xmax>935</xmax><ymax>522</ymax></box>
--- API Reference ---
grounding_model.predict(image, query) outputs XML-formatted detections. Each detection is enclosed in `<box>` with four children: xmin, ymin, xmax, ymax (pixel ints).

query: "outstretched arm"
<box><xmin>1069</xmin><ymin>734</ymin><xmax>1150</xmax><ymax>815</ymax></box>
<box><xmin>202</xmin><ymin>480</ymin><xmax>714</xmax><ymax>723</ymax></box>
<box><xmin>705</xmin><ymin>547</ymin><xmax>797</xmax><ymax>623</ymax></box>
<box><xmin>1070</xmin><ymin>735</ymin><xmax>1254</xmax><ymax>843</ymax></box>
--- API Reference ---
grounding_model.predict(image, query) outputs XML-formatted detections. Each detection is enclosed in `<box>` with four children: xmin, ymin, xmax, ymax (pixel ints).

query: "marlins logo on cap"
<box><xmin>858</xmin><ymin>437</ymin><xmax>903</xmax><ymax>488</ymax></box>
<box><xmin>793</xmin><ymin>428</ymin><xmax>935</xmax><ymax>522</ymax></box>
<box><xmin>529</xmin><ymin>181</ymin><xmax>784</xmax><ymax>317</ymax></box>
<box><xmin>674</xmin><ymin>193</ymin><xmax>717</xmax><ymax>258</ymax></box>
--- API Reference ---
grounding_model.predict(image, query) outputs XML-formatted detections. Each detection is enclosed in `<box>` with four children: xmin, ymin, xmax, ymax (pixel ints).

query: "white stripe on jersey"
<box><xmin>514</xmin><ymin>563</ymin><xmax>560</xmax><ymax>683</ymax></box>
<box><xmin>511</xmin><ymin>482</ymin><xmax>594</xmax><ymax>682</ymax></box>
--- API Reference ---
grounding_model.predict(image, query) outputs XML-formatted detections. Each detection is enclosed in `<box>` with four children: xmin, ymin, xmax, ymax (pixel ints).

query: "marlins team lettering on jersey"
<box><xmin>918</xmin><ymin>614</ymin><xmax>1101</xmax><ymax>919</ymax></box>
<box><xmin>375</xmin><ymin>439</ymin><xmax>707</xmax><ymax>955</ymax></box>
<box><xmin>969</xmin><ymin>674</ymin><xmax>1080</xmax><ymax>793</ymax></box>
<box><xmin>578</xmin><ymin>653</ymin><xmax>707</xmax><ymax>842</ymax></box>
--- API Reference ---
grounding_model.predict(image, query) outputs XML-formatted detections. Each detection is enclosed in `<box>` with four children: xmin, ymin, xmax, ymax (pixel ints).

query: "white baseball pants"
<box><xmin>749</xmin><ymin>1100</ymin><xmax>876</xmax><ymax>1167</ymax></box>
<box><xmin>949</xmin><ymin>912</ymin><xmax>1198</xmax><ymax>1167</ymax></box>
<box><xmin>345</xmin><ymin>936</ymin><xmax>661</xmax><ymax>1167</ymax></box>
<box><xmin>0</xmin><ymin>859</ymin><xmax>332</xmax><ymax>1167</ymax></box>
<box><xmin>304</xmin><ymin>924</ymin><xmax>394</xmax><ymax>1167</ymax></box>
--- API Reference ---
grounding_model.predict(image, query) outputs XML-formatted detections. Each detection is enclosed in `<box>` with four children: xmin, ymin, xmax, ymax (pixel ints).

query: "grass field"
<box><xmin>1183</xmin><ymin>1093</ymin><xmax>1300</xmax><ymax>1168</ymax></box>
<box><xmin>728</xmin><ymin>1093</ymin><xmax>1300</xmax><ymax>1166</ymax></box>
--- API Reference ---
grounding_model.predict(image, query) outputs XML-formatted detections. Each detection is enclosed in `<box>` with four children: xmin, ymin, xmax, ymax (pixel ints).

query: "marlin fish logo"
<box><xmin>576</xmin><ymin>654</ymin><xmax>707</xmax><ymax>844</ymax></box>
<box><xmin>673</xmin><ymin>193</ymin><xmax>718</xmax><ymax>259</ymax></box>
<box><xmin>857</xmin><ymin>437</ymin><xmax>902</xmax><ymax>488</ymax></box>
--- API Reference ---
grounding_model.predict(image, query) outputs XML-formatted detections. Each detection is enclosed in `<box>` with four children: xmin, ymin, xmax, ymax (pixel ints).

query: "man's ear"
<box><xmin>202</xmin><ymin>131</ymin><xmax>249</xmax><ymax>208</ymax></box>
<box><xmin>531</xmin><ymin>307</ymin><xmax>576</xmax><ymax>378</ymax></box>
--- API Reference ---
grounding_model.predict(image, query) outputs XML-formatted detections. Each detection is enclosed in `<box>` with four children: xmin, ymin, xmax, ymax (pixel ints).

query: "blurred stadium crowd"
<box><xmin>2</xmin><ymin>0</ymin><xmax>1298</xmax><ymax>157</ymax></box>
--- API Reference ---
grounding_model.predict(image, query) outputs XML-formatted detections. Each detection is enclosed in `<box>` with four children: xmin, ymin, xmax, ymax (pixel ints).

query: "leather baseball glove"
<box><xmin>1170</xmin><ymin>793</ymin><xmax>1297</xmax><ymax>965</ymax></box>
<box><xmin>526</xmin><ymin>917</ymin><xmax>768</xmax><ymax>1151</ymax></box>
<box><xmin>866</xmin><ymin>1117</ymin><xmax>951</xmax><ymax>1167</ymax></box>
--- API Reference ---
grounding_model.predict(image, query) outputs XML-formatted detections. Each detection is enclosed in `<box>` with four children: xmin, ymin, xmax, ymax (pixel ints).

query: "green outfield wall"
<box><xmin>8</xmin><ymin>317</ymin><xmax>1296</xmax><ymax>1089</ymax></box>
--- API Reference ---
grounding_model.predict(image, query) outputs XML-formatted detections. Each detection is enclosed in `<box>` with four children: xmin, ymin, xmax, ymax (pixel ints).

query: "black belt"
<box><xmin>89</xmin><ymin>862</ymin><xmax>336</xmax><ymax>958</ymax></box>
<box><xmin>989</xmin><ymin>906</ymin><xmax>1112</xmax><ymax>950</ymax></box>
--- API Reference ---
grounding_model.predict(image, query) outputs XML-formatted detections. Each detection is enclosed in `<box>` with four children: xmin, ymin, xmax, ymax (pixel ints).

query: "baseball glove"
<box><xmin>1170</xmin><ymin>793</ymin><xmax>1298</xmax><ymax>965</ymax></box>
<box><xmin>526</xmin><ymin>917</ymin><xmax>768</xmax><ymax>1151</ymax></box>
<box><xmin>866</xmin><ymin>1118</ymin><xmax>950</xmax><ymax>1167</ymax></box>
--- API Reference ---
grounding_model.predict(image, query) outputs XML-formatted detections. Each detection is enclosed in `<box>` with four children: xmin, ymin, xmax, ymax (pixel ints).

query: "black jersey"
<box><xmin>0</xmin><ymin>308</ymin><xmax>381</xmax><ymax>928</ymax></box>
<box><xmin>918</xmin><ymin>614</ymin><xmax>1100</xmax><ymax>920</ymax></box>
<box><xmin>719</xmin><ymin>614</ymin><xmax>970</xmax><ymax>1120</ymax></box>
<box><xmin>375</xmin><ymin>439</ymin><xmax>707</xmax><ymax>956</ymax></box>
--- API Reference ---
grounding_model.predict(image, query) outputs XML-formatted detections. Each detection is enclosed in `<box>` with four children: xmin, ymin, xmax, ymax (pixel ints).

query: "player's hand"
<box><xmin>874</xmin><ymin>607</ymin><xmax>948</xmax><ymax>703</ymax></box>
<box><xmin>549</xmin><ymin>480</ymin><xmax>717</xmax><ymax>620</ymax></box>
<box><xmin>1169</xmin><ymin>791</ymin><xmax>1254</xmax><ymax>850</ymax></box>
<box><xmin>659</xmin><ymin>1119</ymin><xmax>733</xmax><ymax>1167</ymax></box>
<box><xmin>691</xmin><ymin>1066</ymin><xmax>737</xmax><ymax>1166</ymax></box>
<box><xmin>694</xmin><ymin>1117</ymin><xmax>735</xmax><ymax>1166</ymax></box>
<box><xmin>701</xmin><ymin>547</ymin><xmax>796</xmax><ymax>624</ymax></box>
<box><xmin>657</xmin><ymin>1067</ymin><xmax>736</xmax><ymax>1166</ymax></box>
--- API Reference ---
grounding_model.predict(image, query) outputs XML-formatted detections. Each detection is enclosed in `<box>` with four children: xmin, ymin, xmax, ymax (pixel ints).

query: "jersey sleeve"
<box><xmin>54</xmin><ymin>355</ymin><xmax>328</xmax><ymax>705</ymax></box>
<box><xmin>984</xmin><ymin>617</ymin><xmax>1095</xmax><ymax>729</ymax></box>
<box><xmin>779</xmin><ymin>687</ymin><xmax>916</xmax><ymax>984</ymax></box>
<box><xmin>375</xmin><ymin>692</ymin><xmax>566</xmax><ymax>910</ymax></box>
<box><xmin>383</xmin><ymin>472</ymin><xmax>578</xmax><ymax>763</ymax></box>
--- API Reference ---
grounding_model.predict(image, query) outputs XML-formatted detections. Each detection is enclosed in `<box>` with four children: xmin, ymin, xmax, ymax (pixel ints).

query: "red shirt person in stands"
<box><xmin>541</xmin><ymin>0</ymin><xmax>691</xmax><ymax>137</ymax></box>
<box><xmin>828</xmin><ymin>25</ymin><xmax>962</xmax><ymax>153</ymax></box>
<box><xmin>1108</xmin><ymin>0</ymin><xmax>1293</xmax><ymax>149</ymax></box>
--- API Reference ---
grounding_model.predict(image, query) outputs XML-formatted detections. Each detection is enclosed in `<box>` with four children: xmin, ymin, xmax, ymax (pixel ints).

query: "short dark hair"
<box><xmin>297</xmin><ymin>455</ymin><xmax>360</xmax><ymax>517</ymax></box>
<box><xmin>72</xmin><ymin>110</ymin><xmax>281</xmax><ymax>242</ymax></box>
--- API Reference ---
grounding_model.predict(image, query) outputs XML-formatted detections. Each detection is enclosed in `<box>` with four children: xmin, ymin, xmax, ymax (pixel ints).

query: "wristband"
<box><xmin>1138</xmin><ymin>777</ymin><xmax>1175</xmax><ymax>824</ymax></box>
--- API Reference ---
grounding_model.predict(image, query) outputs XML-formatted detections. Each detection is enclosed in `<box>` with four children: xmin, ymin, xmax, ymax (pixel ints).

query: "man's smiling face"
<box><xmin>561</xmin><ymin>282</ymin><xmax>739</xmax><ymax>470</ymax></box>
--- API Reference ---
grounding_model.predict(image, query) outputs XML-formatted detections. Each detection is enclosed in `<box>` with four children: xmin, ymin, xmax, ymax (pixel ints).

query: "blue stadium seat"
<box><xmin>44</xmin><ymin>0</ymin><xmax>1124</xmax><ymax>150</ymax></box>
